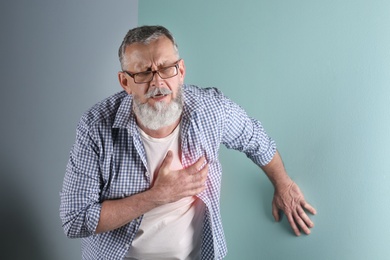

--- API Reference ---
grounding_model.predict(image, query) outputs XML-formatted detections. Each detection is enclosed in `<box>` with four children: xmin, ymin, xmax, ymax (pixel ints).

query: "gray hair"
<box><xmin>118</xmin><ymin>25</ymin><xmax>180</xmax><ymax>69</ymax></box>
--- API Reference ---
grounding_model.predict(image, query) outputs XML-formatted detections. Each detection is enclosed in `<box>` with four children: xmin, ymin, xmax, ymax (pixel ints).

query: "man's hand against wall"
<box><xmin>272</xmin><ymin>181</ymin><xmax>317</xmax><ymax>236</ymax></box>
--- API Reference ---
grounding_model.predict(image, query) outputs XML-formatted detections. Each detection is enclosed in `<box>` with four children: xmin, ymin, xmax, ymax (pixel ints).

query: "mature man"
<box><xmin>60</xmin><ymin>25</ymin><xmax>316</xmax><ymax>260</ymax></box>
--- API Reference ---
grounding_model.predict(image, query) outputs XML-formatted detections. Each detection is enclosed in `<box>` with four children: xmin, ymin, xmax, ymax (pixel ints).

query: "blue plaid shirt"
<box><xmin>60</xmin><ymin>84</ymin><xmax>276</xmax><ymax>260</ymax></box>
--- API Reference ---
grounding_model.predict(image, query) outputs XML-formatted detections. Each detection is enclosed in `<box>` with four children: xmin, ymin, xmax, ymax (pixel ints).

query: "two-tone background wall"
<box><xmin>1</xmin><ymin>1</ymin><xmax>389</xmax><ymax>259</ymax></box>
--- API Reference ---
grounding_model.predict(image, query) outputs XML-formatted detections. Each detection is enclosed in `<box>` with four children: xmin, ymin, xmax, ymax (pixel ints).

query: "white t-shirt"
<box><xmin>125</xmin><ymin>125</ymin><xmax>205</xmax><ymax>260</ymax></box>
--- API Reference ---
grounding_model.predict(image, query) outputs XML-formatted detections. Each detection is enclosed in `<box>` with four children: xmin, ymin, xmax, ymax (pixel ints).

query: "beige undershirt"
<box><xmin>125</xmin><ymin>125</ymin><xmax>205</xmax><ymax>260</ymax></box>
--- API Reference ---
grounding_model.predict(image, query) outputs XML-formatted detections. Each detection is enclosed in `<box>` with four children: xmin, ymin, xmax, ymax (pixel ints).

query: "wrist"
<box><xmin>145</xmin><ymin>187</ymin><xmax>166</xmax><ymax>207</ymax></box>
<box><xmin>273</xmin><ymin>176</ymin><xmax>294</xmax><ymax>191</ymax></box>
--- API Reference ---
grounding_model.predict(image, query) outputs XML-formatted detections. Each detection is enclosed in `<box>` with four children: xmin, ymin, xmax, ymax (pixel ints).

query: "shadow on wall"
<box><xmin>0</xmin><ymin>163</ymin><xmax>49</xmax><ymax>260</ymax></box>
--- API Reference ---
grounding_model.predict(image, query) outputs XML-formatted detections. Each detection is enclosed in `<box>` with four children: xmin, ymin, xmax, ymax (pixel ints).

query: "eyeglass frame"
<box><xmin>122</xmin><ymin>59</ymin><xmax>182</xmax><ymax>84</ymax></box>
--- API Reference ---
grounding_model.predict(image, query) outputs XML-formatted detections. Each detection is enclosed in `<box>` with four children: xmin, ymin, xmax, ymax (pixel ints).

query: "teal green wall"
<box><xmin>139</xmin><ymin>1</ymin><xmax>390</xmax><ymax>259</ymax></box>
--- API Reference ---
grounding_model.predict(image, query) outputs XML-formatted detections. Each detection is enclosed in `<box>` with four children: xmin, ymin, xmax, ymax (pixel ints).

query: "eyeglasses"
<box><xmin>123</xmin><ymin>59</ymin><xmax>181</xmax><ymax>84</ymax></box>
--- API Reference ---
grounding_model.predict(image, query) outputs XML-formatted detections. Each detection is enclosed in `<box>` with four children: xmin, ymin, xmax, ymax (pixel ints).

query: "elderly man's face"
<box><xmin>119</xmin><ymin>36</ymin><xmax>185</xmax><ymax>109</ymax></box>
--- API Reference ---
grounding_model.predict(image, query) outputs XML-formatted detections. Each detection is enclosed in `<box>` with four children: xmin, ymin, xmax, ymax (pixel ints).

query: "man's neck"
<box><xmin>137</xmin><ymin>118</ymin><xmax>181</xmax><ymax>138</ymax></box>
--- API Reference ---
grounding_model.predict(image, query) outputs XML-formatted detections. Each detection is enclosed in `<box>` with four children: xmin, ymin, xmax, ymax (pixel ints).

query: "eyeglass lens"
<box><xmin>135</xmin><ymin>65</ymin><xmax>178</xmax><ymax>83</ymax></box>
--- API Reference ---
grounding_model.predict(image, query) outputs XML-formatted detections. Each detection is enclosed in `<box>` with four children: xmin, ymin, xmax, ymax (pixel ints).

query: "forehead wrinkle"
<box><xmin>152</xmin><ymin>59</ymin><xmax>174</xmax><ymax>68</ymax></box>
<box><xmin>135</xmin><ymin>61</ymin><xmax>152</xmax><ymax>72</ymax></box>
<box><xmin>137</xmin><ymin>58</ymin><xmax>176</xmax><ymax>72</ymax></box>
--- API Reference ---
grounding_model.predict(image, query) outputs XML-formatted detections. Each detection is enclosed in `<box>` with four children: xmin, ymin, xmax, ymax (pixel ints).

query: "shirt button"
<box><xmin>145</xmin><ymin>171</ymin><xmax>150</xmax><ymax>177</ymax></box>
<box><xmin>125</xmin><ymin>244</ymin><xmax>130</xmax><ymax>249</ymax></box>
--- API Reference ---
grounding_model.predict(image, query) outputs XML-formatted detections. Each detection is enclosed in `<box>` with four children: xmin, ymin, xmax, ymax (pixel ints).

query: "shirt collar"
<box><xmin>112</xmin><ymin>93</ymin><xmax>138</xmax><ymax>134</ymax></box>
<box><xmin>182</xmin><ymin>84</ymin><xmax>205</xmax><ymax>118</ymax></box>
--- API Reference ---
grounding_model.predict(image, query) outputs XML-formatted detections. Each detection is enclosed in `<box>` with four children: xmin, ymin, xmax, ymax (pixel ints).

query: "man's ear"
<box><xmin>118</xmin><ymin>72</ymin><xmax>132</xmax><ymax>95</ymax></box>
<box><xmin>178</xmin><ymin>59</ymin><xmax>186</xmax><ymax>84</ymax></box>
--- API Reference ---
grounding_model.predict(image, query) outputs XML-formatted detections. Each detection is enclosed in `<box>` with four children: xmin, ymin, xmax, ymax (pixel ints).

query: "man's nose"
<box><xmin>150</xmin><ymin>71</ymin><xmax>164</xmax><ymax>86</ymax></box>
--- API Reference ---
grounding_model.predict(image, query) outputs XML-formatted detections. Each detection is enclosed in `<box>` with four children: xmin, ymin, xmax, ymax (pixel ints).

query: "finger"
<box><xmin>302</xmin><ymin>201</ymin><xmax>317</xmax><ymax>215</ymax></box>
<box><xmin>297</xmin><ymin>206</ymin><xmax>314</xmax><ymax>228</ymax></box>
<box><xmin>199</xmin><ymin>163</ymin><xmax>209</xmax><ymax>178</ymax></box>
<box><xmin>293</xmin><ymin>210</ymin><xmax>311</xmax><ymax>235</ymax></box>
<box><xmin>272</xmin><ymin>201</ymin><xmax>280</xmax><ymax>222</ymax></box>
<box><xmin>160</xmin><ymin>150</ymin><xmax>173</xmax><ymax>173</ymax></box>
<box><xmin>192</xmin><ymin>164</ymin><xmax>209</xmax><ymax>187</ymax></box>
<box><xmin>188</xmin><ymin>156</ymin><xmax>207</xmax><ymax>174</ymax></box>
<box><xmin>287</xmin><ymin>213</ymin><xmax>301</xmax><ymax>236</ymax></box>
<box><xmin>191</xmin><ymin>170</ymin><xmax>201</xmax><ymax>184</ymax></box>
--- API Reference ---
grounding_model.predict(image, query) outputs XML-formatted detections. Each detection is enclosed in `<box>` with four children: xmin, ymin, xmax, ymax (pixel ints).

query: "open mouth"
<box><xmin>154</xmin><ymin>93</ymin><xmax>166</xmax><ymax>97</ymax></box>
<box><xmin>151</xmin><ymin>93</ymin><xmax>169</xmax><ymax>99</ymax></box>
<box><xmin>146</xmin><ymin>88</ymin><xmax>173</xmax><ymax>99</ymax></box>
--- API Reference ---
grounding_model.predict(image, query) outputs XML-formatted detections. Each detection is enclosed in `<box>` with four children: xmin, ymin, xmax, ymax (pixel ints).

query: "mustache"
<box><xmin>145</xmin><ymin>87</ymin><xmax>173</xmax><ymax>98</ymax></box>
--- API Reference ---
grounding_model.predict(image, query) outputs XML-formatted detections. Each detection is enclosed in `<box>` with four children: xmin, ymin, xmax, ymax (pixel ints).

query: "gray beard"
<box><xmin>133</xmin><ymin>87</ymin><xmax>183</xmax><ymax>131</ymax></box>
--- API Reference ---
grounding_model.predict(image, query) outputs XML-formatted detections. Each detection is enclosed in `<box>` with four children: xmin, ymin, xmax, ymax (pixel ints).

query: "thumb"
<box><xmin>160</xmin><ymin>150</ymin><xmax>173</xmax><ymax>173</ymax></box>
<box><xmin>272</xmin><ymin>200</ymin><xmax>280</xmax><ymax>222</ymax></box>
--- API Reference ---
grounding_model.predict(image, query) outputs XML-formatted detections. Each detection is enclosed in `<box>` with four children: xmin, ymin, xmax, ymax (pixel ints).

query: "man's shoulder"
<box><xmin>183</xmin><ymin>84</ymin><xmax>226</xmax><ymax>107</ymax></box>
<box><xmin>80</xmin><ymin>91</ymin><xmax>129</xmax><ymax>127</ymax></box>
<box><xmin>183</xmin><ymin>84</ymin><xmax>224</xmax><ymax>97</ymax></box>
<box><xmin>182</xmin><ymin>84</ymin><xmax>229</xmax><ymax>118</ymax></box>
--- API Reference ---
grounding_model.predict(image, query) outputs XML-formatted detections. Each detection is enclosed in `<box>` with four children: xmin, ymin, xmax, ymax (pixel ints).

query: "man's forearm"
<box><xmin>261</xmin><ymin>150</ymin><xmax>293</xmax><ymax>189</ymax></box>
<box><xmin>261</xmin><ymin>150</ymin><xmax>316</xmax><ymax>235</ymax></box>
<box><xmin>96</xmin><ymin>154</ymin><xmax>208</xmax><ymax>234</ymax></box>
<box><xmin>96</xmin><ymin>189</ymin><xmax>160</xmax><ymax>234</ymax></box>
